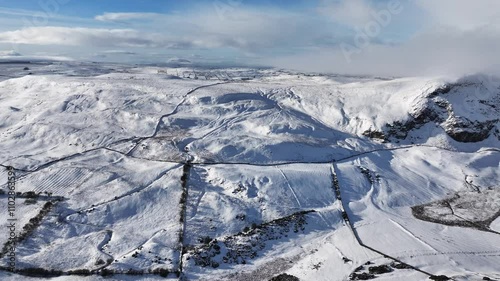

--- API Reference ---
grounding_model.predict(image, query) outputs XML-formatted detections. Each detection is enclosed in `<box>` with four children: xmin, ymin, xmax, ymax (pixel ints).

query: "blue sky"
<box><xmin>1</xmin><ymin>0</ymin><xmax>315</xmax><ymax>17</ymax></box>
<box><xmin>0</xmin><ymin>0</ymin><xmax>499</xmax><ymax>76</ymax></box>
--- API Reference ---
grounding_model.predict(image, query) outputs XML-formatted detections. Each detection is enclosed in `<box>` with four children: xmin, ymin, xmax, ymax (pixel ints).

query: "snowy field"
<box><xmin>0</xmin><ymin>62</ymin><xmax>498</xmax><ymax>280</ymax></box>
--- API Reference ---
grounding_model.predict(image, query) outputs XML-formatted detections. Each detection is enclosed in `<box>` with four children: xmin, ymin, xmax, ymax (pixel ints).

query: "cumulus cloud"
<box><xmin>0</xmin><ymin>26</ymin><xmax>197</xmax><ymax>48</ymax></box>
<box><xmin>1</xmin><ymin>1</ymin><xmax>499</xmax><ymax>76</ymax></box>
<box><xmin>0</xmin><ymin>7</ymin><xmax>320</xmax><ymax>51</ymax></box>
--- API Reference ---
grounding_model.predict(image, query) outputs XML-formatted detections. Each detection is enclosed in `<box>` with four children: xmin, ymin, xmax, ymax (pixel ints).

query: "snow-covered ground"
<box><xmin>0</xmin><ymin>63</ymin><xmax>498</xmax><ymax>280</ymax></box>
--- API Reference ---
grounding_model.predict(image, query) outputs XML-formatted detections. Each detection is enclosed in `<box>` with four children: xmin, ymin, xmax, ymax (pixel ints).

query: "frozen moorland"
<box><xmin>0</xmin><ymin>62</ymin><xmax>498</xmax><ymax>281</ymax></box>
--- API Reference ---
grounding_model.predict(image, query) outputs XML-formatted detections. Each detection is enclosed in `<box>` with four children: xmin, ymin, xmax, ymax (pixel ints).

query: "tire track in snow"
<box><xmin>331</xmin><ymin>162</ymin><xmax>439</xmax><ymax>279</ymax></box>
<box><xmin>316</xmin><ymin>211</ymin><xmax>335</xmax><ymax>229</ymax></box>
<box><xmin>276</xmin><ymin>166</ymin><xmax>302</xmax><ymax>208</ymax></box>
<box><xmin>187</xmin><ymin>183</ymin><xmax>205</xmax><ymax>220</ymax></box>
<box><xmin>394</xmin><ymin>249</ymin><xmax>500</xmax><ymax>259</ymax></box>
<box><xmin>388</xmin><ymin>218</ymin><xmax>439</xmax><ymax>253</ymax></box>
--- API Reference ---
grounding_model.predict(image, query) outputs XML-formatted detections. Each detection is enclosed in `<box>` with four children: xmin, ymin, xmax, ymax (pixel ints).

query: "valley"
<box><xmin>0</xmin><ymin>63</ymin><xmax>498</xmax><ymax>281</ymax></box>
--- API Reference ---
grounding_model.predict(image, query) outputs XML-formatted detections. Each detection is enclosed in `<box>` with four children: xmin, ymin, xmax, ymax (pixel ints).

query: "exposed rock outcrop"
<box><xmin>365</xmin><ymin>82</ymin><xmax>499</xmax><ymax>143</ymax></box>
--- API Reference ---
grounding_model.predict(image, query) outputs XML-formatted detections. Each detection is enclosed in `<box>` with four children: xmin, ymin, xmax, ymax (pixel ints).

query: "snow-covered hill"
<box><xmin>0</xmin><ymin>63</ymin><xmax>498</xmax><ymax>281</ymax></box>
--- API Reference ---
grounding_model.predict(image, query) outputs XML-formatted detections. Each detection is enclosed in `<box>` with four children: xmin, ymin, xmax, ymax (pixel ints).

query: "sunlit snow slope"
<box><xmin>0</xmin><ymin>63</ymin><xmax>498</xmax><ymax>281</ymax></box>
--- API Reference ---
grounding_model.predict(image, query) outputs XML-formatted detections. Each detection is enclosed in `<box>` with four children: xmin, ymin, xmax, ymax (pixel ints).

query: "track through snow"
<box><xmin>0</xmin><ymin>69</ymin><xmax>498</xmax><ymax>280</ymax></box>
<box><xmin>331</xmin><ymin>163</ymin><xmax>437</xmax><ymax>279</ymax></box>
<box><xmin>95</xmin><ymin>230</ymin><xmax>114</xmax><ymax>271</ymax></box>
<box><xmin>125</xmin><ymin>81</ymin><xmax>231</xmax><ymax>156</ymax></box>
<box><xmin>276</xmin><ymin>166</ymin><xmax>302</xmax><ymax>208</ymax></box>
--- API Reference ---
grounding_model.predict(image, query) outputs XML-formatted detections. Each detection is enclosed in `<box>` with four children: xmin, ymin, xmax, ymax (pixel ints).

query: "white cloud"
<box><xmin>0</xmin><ymin>7</ymin><xmax>322</xmax><ymax>51</ymax></box>
<box><xmin>269</xmin><ymin>0</ymin><xmax>500</xmax><ymax>76</ymax></box>
<box><xmin>271</xmin><ymin>26</ymin><xmax>500</xmax><ymax>77</ymax></box>
<box><xmin>319</xmin><ymin>0</ymin><xmax>375</xmax><ymax>27</ymax></box>
<box><xmin>0</xmin><ymin>7</ymin><xmax>42</xmax><ymax>17</ymax></box>
<box><xmin>0</xmin><ymin>54</ymin><xmax>72</xmax><ymax>62</ymax></box>
<box><xmin>0</xmin><ymin>50</ymin><xmax>21</xmax><ymax>56</ymax></box>
<box><xmin>1</xmin><ymin>2</ymin><xmax>500</xmax><ymax>77</ymax></box>
<box><xmin>0</xmin><ymin>27</ymin><xmax>195</xmax><ymax>48</ymax></box>
<box><xmin>0</xmin><ymin>7</ymin><xmax>96</xmax><ymax>32</ymax></box>
<box><xmin>101</xmin><ymin>50</ymin><xmax>137</xmax><ymax>55</ymax></box>
<box><xmin>416</xmin><ymin>0</ymin><xmax>500</xmax><ymax>30</ymax></box>
<box><xmin>95</xmin><ymin>12</ymin><xmax>162</xmax><ymax>22</ymax></box>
